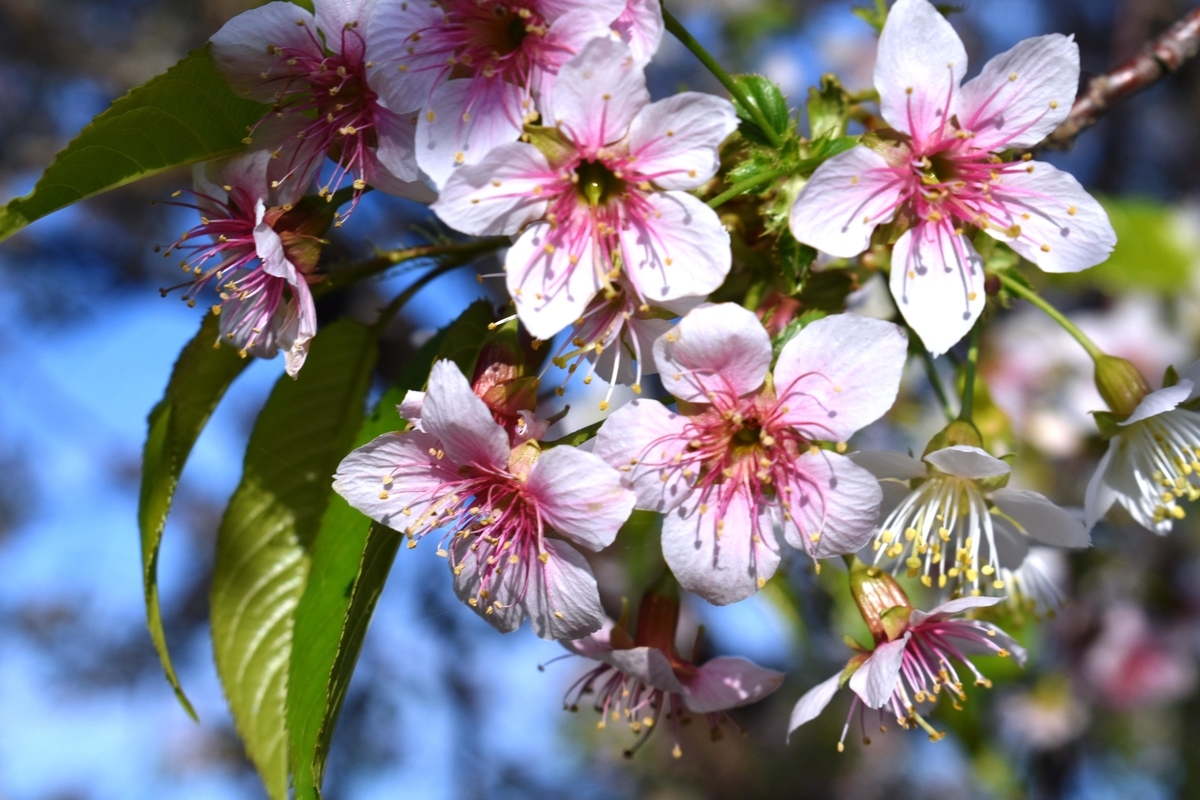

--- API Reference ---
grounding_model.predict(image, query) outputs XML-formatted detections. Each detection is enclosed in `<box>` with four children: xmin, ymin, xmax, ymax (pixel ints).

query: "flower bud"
<box><xmin>847</xmin><ymin>557</ymin><xmax>913</xmax><ymax>643</ymax></box>
<box><xmin>1094</xmin><ymin>355</ymin><xmax>1151</xmax><ymax>418</ymax></box>
<box><xmin>922</xmin><ymin>419</ymin><xmax>983</xmax><ymax>457</ymax></box>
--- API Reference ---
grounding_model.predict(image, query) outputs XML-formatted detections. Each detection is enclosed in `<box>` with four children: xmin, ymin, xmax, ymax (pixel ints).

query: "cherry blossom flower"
<box><xmin>210</xmin><ymin>0</ymin><xmax>432</xmax><ymax>211</ymax></box>
<box><xmin>558</xmin><ymin>582</ymin><xmax>783</xmax><ymax>758</ymax></box>
<box><xmin>788</xmin><ymin>563</ymin><xmax>1025</xmax><ymax>750</ymax></box>
<box><xmin>788</xmin><ymin>0</ymin><xmax>1115</xmax><ymax>355</ymax></box>
<box><xmin>594</xmin><ymin>304</ymin><xmax>908</xmax><ymax>605</ymax></box>
<box><xmin>853</xmin><ymin>444</ymin><xmax>1088</xmax><ymax>596</ymax></box>
<box><xmin>159</xmin><ymin>150</ymin><xmax>320</xmax><ymax>377</ymax></box>
<box><xmin>432</xmin><ymin>36</ymin><xmax>738</xmax><ymax>341</ymax></box>
<box><xmin>1086</xmin><ymin>361</ymin><xmax>1200</xmax><ymax>533</ymax></box>
<box><xmin>369</xmin><ymin>0</ymin><xmax>663</xmax><ymax>187</ymax></box>
<box><xmin>333</xmin><ymin>359</ymin><xmax>635</xmax><ymax>639</ymax></box>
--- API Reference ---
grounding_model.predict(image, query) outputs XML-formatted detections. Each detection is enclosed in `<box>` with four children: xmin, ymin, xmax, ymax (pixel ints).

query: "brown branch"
<box><xmin>1041</xmin><ymin>7</ymin><xmax>1200</xmax><ymax>150</ymax></box>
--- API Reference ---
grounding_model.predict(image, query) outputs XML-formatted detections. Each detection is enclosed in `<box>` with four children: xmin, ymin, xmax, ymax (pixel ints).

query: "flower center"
<box><xmin>575</xmin><ymin>159</ymin><xmax>626</xmax><ymax>207</ymax></box>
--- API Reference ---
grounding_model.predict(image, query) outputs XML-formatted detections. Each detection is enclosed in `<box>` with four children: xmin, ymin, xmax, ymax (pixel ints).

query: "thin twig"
<box><xmin>1042</xmin><ymin>7</ymin><xmax>1200</xmax><ymax>150</ymax></box>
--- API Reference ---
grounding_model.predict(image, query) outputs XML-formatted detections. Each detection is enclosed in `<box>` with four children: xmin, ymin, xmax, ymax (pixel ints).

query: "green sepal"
<box><xmin>879</xmin><ymin>605</ymin><xmax>912</xmax><ymax>642</ymax></box>
<box><xmin>1092</xmin><ymin>410</ymin><xmax>1125</xmax><ymax>440</ymax></box>
<box><xmin>1164</xmin><ymin>364</ymin><xmax>1181</xmax><ymax>389</ymax></box>
<box><xmin>807</xmin><ymin>74</ymin><xmax>849</xmax><ymax>141</ymax></box>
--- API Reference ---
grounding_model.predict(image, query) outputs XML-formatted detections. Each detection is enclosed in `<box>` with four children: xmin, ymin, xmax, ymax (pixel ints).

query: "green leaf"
<box><xmin>731</xmin><ymin>74</ymin><xmax>791</xmax><ymax>146</ymax></box>
<box><xmin>777</xmin><ymin>233</ymin><xmax>817</xmax><ymax>295</ymax></box>
<box><xmin>139</xmin><ymin>312</ymin><xmax>250</xmax><ymax>719</ymax></box>
<box><xmin>0</xmin><ymin>46</ymin><xmax>262</xmax><ymax>244</ymax></box>
<box><xmin>807</xmin><ymin>74</ymin><xmax>849</xmax><ymax>141</ymax></box>
<box><xmin>211</xmin><ymin>320</ymin><xmax>378</xmax><ymax>800</ymax></box>
<box><xmin>288</xmin><ymin>300</ymin><xmax>494</xmax><ymax>799</ymax></box>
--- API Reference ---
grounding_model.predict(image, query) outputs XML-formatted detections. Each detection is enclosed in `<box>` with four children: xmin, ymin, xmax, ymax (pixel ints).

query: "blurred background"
<box><xmin>3</xmin><ymin>0</ymin><xmax>1200</xmax><ymax>797</ymax></box>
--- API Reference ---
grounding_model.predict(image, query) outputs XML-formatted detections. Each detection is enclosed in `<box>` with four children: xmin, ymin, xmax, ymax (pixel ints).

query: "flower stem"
<box><xmin>707</xmin><ymin>167</ymin><xmax>788</xmax><ymax>208</ymax></box>
<box><xmin>661</xmin><ymin>5</ymin><xmax>784</xmax><ymax>149</ymax></box>
<box><xmin>957</xmin><ymin>320</ymin><xmax>981</xmax><ymax>423</ymax></box>
<box><xmin>917</xmin><ymin>345</ymin><xmax>956</xmax><ymax>422</ymax></box>
<box><xmin>995</xmin><ymin>271</ymin><xmax>1105</xmax><ymax>361</ymax></box>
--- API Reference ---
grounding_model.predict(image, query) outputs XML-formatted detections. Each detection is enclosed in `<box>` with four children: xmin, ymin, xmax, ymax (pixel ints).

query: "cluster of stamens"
<box><xmin>1124</xmin><ymin>411</ymin><xmax>1200</xmax><ymax>525</ymax></box>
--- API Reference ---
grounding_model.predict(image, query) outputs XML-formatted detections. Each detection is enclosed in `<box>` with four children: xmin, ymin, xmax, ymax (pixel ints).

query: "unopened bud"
<box><xmin>922</xmin><ymin>419</ymin><xmax>983</xmax><ymax>457</ymax></box>
<box><xmin>1094</xmin><ymin>355</ymin><xmax>1151</xmax><ymax>418</ymax></box>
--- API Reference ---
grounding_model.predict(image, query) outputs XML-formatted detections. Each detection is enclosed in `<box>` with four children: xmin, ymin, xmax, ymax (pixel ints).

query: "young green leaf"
<box><xmin>0</xmin><ymin>46</ymin><xmax>261</xmax><ymax>244</ymax></box>
<box><xmin>139</xmin><ymin>311</ymin><xmax>250</xmax><ymax>719</ymax></box>
<box><xmin>288</xmin><ymin>300</ymin><xmax>494</xmax><ymax>800</ymax></box>
<box><xmin>210</xmin><ymin>320</ymin><xmax>379</xmax><ymax>800</ymax></box>
<box><xmin>807</xmin><ymin>74</ymin><xmax>850</xmax><ymax>141</ymax></box>
<box><xmin>731</xmin><ymin>74</ymin><xmax>791</xmax><ymax>146</ymax></box>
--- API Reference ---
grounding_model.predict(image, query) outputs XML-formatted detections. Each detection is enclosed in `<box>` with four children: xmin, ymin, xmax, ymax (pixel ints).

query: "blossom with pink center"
<box><xmin>160</xmin><ymin>150</ymin><xmax>319</xmax><ymax>377</ymax></box>
<box><xmin>369</xmin><ymin>0</ymin><xmax>663</xmax><ymax>187</ymax></box>
<box><xmin>558</xmin><ymin>583</ymin><xmax>783</xmax><ymax>758</ymax></box>
<box><xmin>433</xmin><ymin>37</ymin><xmax>738</xmax><ymax>340</ymax></box>
<box><xmin>333</xmin><ymin>359</ymin><xmax>635</xmax><ymax>639</ymax></box>
<box><xmin>210</xmin><ymin>0</ymin><xmax>432</xmax><ymax>211</ymax></box>
<box><xmin>594</xmin><ymin>303</ymin><xmax>909</xmax><ymax>605</ymax></box>
<box><xmin>789</xmin><ymin>0</ymin><xmax>1115</xmax><ymax>355</ymax></box>
<box><xmin>789</xmin><ymin>592</ymin><xmax>1025</xmax><ymax>749</ymax></box>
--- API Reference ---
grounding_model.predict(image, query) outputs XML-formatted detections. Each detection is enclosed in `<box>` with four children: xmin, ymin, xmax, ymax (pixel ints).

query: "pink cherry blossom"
<box><xmin>788</xmin><ymin>595</ymin><xmax>1025</xmax><ymax>749</ymax></box>
<box><xmin>159</xmin><ymin>150</ymin><xmax>318</xmax><ymax>377</ymax></box>
<box><xmin>369</xmin><ymin>0</ymin><xmax>663</xmax><ymax>187</ymax></box>
<box><xmin>593</xmin><ymin>304</ymin><xmax>909</xmax><ymax>605</ymax></box>
<box><xmin>432</xmin><ymin>37</ymin><xmax>738</xmax><ymax>341</ymax></box>
<box><xmin>210</xmin><ymin>0</ymin><xmax>432</xmax><ymax>212</ymax></box>
<box><xmin>789</xmin><ymin>0</ymin><xmax>1115</xmax><ymax>355</ymax></box>
<box><xmin>333</xmin><ymin>359</ymin><xmax>635</xmax><ymax>639</ymax></box>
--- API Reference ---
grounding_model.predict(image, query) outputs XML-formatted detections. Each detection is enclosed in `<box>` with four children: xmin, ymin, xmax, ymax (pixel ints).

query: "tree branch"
<box><xmin>1041</xmin><ymin>7</ymin><xmax>1200</xmax><ymax>150</ymax></box>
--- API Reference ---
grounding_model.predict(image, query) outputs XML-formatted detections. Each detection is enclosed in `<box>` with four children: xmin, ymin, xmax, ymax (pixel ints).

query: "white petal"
<box><xmin>788</xmin><ymin>146</ymin><xmax>904</xmax><ymax>258</ymax></box>
<box><xmin>1122</xmin><ymin>381</ymin><xmax>1192</xmax><ymax>426</ymax></box>
<box><xmin>620</xmin><ymin>191</ymin><xmax>732</xmax><ymax>305</ymax></box>
<box><xmin>604</xmin><ymin>647</ymin><xmax>684</xmax><ymax>694</ymax></box>
<box><xmin>210</xmin><ymin>2</ymin><xmax>318</xmax><ymax>102</ymax></box>
<box><xmin>626</xmin><ymin>93</ymin><xmax>738</xmax><ymax>191</ymax></box>
<box><xmin>614</xmin><ymin>0</ymin><xmax>665</xmax><ymax>64</ymax></box>
<box><xmin>889</xmin><ymin>225</ymin><xmax>985</xmax><ymax>357</ymax></box>
<box><xmin>773</xmin><ymin>314</ymin><xmax>908</xmax><ymax>442</ymax></box>
<box><xmin>653</xmin><ymin>303</ymin><xmax>771</xmax><ymax>403</ymax></box>
<box><xmin>506</xmin><ymin>220</ymin><xmax>601</xmax><ymax>341</ymax></box>
<box><xmin>432</xmin><ymin>142</ymin><xmax>554</xmax><ymax>236</ymax></box>
<box><xmin>981</xmin><ymin>162</ymin><xmax>1116</xmax><ymax>274</ymax></box>
<box><xmin>332</xmin><ymin>430</ymin><xmax>452</xmax><ymax>530</ymax></box>
<box><xmin>416</xmin><ymin>78</ymin><xmax>525</xmax><ymax>190</ymax></box>
<box><xmin>848</xmin><ymin>635</ymin><xmax>908</xmax><ymax>709</ymax></box>
<box><xmin>958</xmin><ymin>34</ymin><xmax>1078</xmax><ymax>150</ymax></box>
<box><xmin>987</xmin><ymin>514</ymin><xmax>1031</xmax><ymax>570</ymax></box>
<box><xmin>523</xmin><ymin>539</ymin><xmax>607</xmax><ymax>640</ymax></box>
<box><xmin>527</xmin><ymin>446</ymin><xmax>636</xmax><ymax>551</ymax></box>
<box><xmin>370</xmin><ymin>105</ymin><xmax>422</xmax><ymax>185</ymax></box>
<box><xmin>1084</xmin><ymin>443</ymin><xmax>1117</xmax><ymax>529</ymax></box>
<box><xmin>661</xmin><ymin>489</ymin><xmax>780</xmax><ymax>606</ymax></box>
<box><xmin>909</xmin><ymin>595</ymin><xmax>1004</xmax><ymax>626</ymax></box>
<box><xmin>365</xmin><ymin>0</ymin><xmax>445</xmax><ymax>110</ymax></box>
<box><xmin>315</xmin><ymin>0</ymin><xmax>373</xmax><ymax>49</ymax></box>
<box><xmin>451</xmin><ymin>545</ymin><xmax>527</xmax><ymax>634</ymax></box>
<box><xmin>397</xmin><ymin>390</ymin><xmax>425</xmax><ymax>428</ymax></box>
<box><xmin>849</xmin><ymin>450</ymin><xmax>926</xmax><ymax>481</ymax></box>
<box><xmin>422</xmin><ymin>359</ymin><xmax>510</xmax><ymax>469</ymax></box>
<box><xmin>544</xmin><ymin>37</ymin><xmax>647</xmax><ymax>152</ymax></box>
<box><xmin>874</xmin><ymin>0</ymin><xmax>966</xmax><ymax>141</ymax></box>
<box><xmin>682</xmin><ymin>656</ymin><xmax>785</xmax><ymax>713</ymax></box>
<box><xmin>787</xmin><ymin>672</ymin><xmax>842</xmax><ymax>740</ymax></box>
<box><xmin>924</xmin><ymin>445</ymin><xmax>1011</xmax><ymax>479</ymax></box>
<box><xmin>280</xmin><ymin>280</ymin><xmax>317</xmax><ymax>378</ymax></box>
<box><xmin>593</xmin><ymin>399</ymin><xmax>693</xmax><ymax>512</ymax></box>
<box><xmin>990</xmin><ymin>488</ymin><xmax>1090</xmax><ymax>548</ymax></box>
<box><xmin>782</xmin><ymin>451</ymin><xmax>883</xmax><ymax>560</ymax></box>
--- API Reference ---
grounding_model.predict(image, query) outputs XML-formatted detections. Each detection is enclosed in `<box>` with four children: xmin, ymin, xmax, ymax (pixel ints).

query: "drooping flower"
<box><xmin>432</xmin><ymin>36</ymin><xmax>739</xmax><ymax>341</ymax></box>
<box><xmin>853</xmin><ymin>439</ymin><xmax>1089</xmax><ymax>596</ymax></box>
<box><xmin>159</xmin><ymin>149</ymin><xmax>322</xmax><ymax>377</ymax></box>
<box><xmin>594</xmin><ymin>303</ymin><xmax>909</xmax><ymax>605</ymax></box>
<box><xmin>788</xmin><ymin>560</ymin><xmax>1025</xmax><ymax>749</ymax></box>
<box><xmin>333</xmin><ymin>359</ymin><xmax>635</xmax><ymax>639</ymax></box>
<box><xmin>1086</xmin><ymin>359</ymin><xmax>1200</xmax><ymax>533</ymax></box>
<box><xmin>788</xmin><ymin>0</ymin><xmax>1115</xmax><ymax>355</ymax></box>
<box><xmin>368</xmin><ymin>0</ymin><xmax>664</xmax><ymax>187</ymax></box>
<box><xmin>210</xmin><ymin>0</ymin><xmax>432</xmax><ymax>211</ymax></box>
<box><xmin>558</xmin><ymin>576</ymin><xmax>783</xmax><ymax>758</ymax></box>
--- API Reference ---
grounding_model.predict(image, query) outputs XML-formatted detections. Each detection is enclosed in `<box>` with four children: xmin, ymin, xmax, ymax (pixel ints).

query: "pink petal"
<box><xmin>979</xmin><ymin>162</ymin><xmax>1116</xmax><ymax>274</ymax></box>
<box><xmin>594</xmin><ymin>399</ymin><xmax>693</xmax><ymax>513</ymax></box>
<box><xmin>889</xmin><ymin>224</ymin><xmax>985</xmax><ymax>357</ymax></box>
<box><xmin>561</xmin><ymin>618</ymin><xmax>616</xmax><ymax>659</ymax></box>
<box><xmin>788</xmin><ymin>146</ymin><xmax>904</xmax><ymax>259</ymax></box>
<box><xmin>874</xmin><ymin>0</ymin><xmax>966</xmax><ymax>143</ymax></box>
<box><xmin>254</xmin><ymin>202</ymin><xmax>299</xmax><ymax>283</ymax></box>
<box><xmin>523</xmin><ymin>538</ymin><xmax>607</xmax><ymax>640</ymax></box>
<box><xmin>604</xmin><ymin>647</ymin><xmax>684</xmax><ymax>694</ymax></box>
<box><xmin>661</xmin><ymin>488</ymin><xmax>781</xmax><ymax>606</ymax></box>
<box><xmin>280</xmin><ymin>279</ymin><xmax>317</xmax><ymax>378</ymax></box>
<box><xmin>924</xmin><ymin>445</ymin><xmax>1010</xmax><ymax>479</ymax></box>
<box><xmin>505</xmin><ymin>220</ymin><xmax>601</xmax><ymax>341</ymax></box>
<box><xmin>613</xmin><ymin>0</ymin><xmax>665</xmax><ymax>64</ymax></box>
<box><xmin>848</xmin><ymin>634</ymin><xmax>908</xmax><ymax>709</ymax></box>
<box><xmin>416</xmin><ymin>77</ymin><xmax>525</xmax><ymax>189</ymax></box>
<box><xmin>365</xmin><ymin>0</ymin><xmax>445</xmax><ymax>110</ymax></box>
<box><xmin>787</xmin><ymin>672</ymin><xmax>842</xmax><ymax>739</ymax></box>
<box><xmin>315</xmin><ymin>0</ymin><xmax>371</xmax><ymax>51</ymax></box>
<box><xmin>332</xmin><ymin>430</ymin><xmax>455</xmax><ymax>529</ymax></box>
<box><xmin>397</xmin><ymin>390</ymin><xmax>425</xmax><ymax>428</ymax></box>
<box><xmin>527</xmin><ymin>9</ymin><xmax>618</xmax><ymax>110</ymax></box>
<box><xmin>450</xmin><ymin>545</ymin><xmax>529</xmax><ymax>634</ymax></box>
<box><xmin>682</xmin><ymin>656</ymin><xmax>784</xmax><ymax>714</ymax></box>
<box><xmin>909</xmin><ymin>595</ymin><xmax>1003</xmax><ymax>626</ymax></box>
<box><xmin>989</xmin><ymin>488</ymin><xmax>1090</xmax><ymax>548</ymax></box>
<box><xmin>536</xmin><ymin>0</ymin><xmax>625</xmax><ymax>23</ymax></box>
<box><xmin>422</xmin><ymin>359</ymin><xmax>511</xmax><ymax>469</ymax></box>
<box><xmin>958</xmin><ymin>34</ymin><xmax>1078</xmax><ymax>151</ymax></box>
<box><xmin>621</xmin><ymin>191</ymin><xmax>732</xmax><ymax>305</ymax></box>
<box><xmin>773</xmin><ymin>314</ymin><xmax>908</xmax><ymax>442</ymax></box>
<box><xmin>527</xmin><ymin>445</ymin><xmax>636</xmax><ymax>551</ymax></box>
<box><xmin>431</xmin><ymin>142</ymin><xmax>555</xmax><ymax>236</ymax></box>
<box><xmin>653</xmin><ymin>303</ymin><xmax>771</xmax><ymax>404</ymax></box>
<box><xmin>210</xmin><ymin>2</ymin><xmax>318</xmax><ymax>102</ymax></box>
<box><xmin>543</xmin><ymin>37</ymin><xmax>648</xmax><ymax>153</ymax></box>
<box><xmin>370</xmin><ymin>105</ymin><xmax>423</xmax><ymax>185</ymax></box>
<box><xmin>627</xmin><ymin>93</ymin><xmax>738</xmax><ymax>191</ymax></box>
<box><xmin>781</xmin><ymin>450</ymin><xmax>882</xmax><ymax>560</ymax></box>
<box><xmin>1122</xmin><ymin>381</ymin><xmax>1192</xmax><ymax>426</ymax></box>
